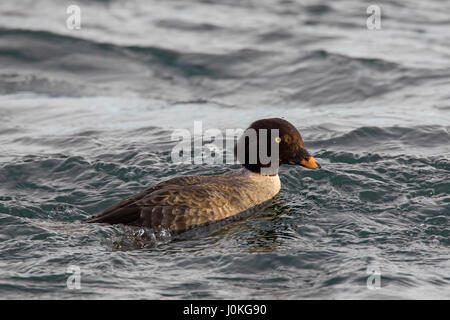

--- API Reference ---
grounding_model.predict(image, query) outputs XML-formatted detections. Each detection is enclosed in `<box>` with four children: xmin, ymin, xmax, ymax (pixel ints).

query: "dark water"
<box><xmin>0</xmin><ymin>0</ymin><xmax>449</xmax><ymax>299</ymax></box>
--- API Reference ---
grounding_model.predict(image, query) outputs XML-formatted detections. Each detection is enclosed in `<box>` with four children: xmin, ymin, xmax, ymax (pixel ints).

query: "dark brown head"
<box><xmin>235</xmin><ymin>118</ymin><xmax>320</xmax><ymax>174</ymax></box>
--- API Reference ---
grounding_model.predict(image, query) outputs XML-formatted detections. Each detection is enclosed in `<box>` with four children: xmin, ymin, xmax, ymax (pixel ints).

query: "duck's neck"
<box><xmin>242</xmin><ymin>164</ymin><xmax>279</xmax><ymax>176</ymax></box>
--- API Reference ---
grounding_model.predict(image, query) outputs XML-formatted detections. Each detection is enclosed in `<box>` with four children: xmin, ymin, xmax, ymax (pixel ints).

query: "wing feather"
<box><xmin>86</xmin><ymin>173</ymin><xmax>272</xmax><ymax>231</ymax></box>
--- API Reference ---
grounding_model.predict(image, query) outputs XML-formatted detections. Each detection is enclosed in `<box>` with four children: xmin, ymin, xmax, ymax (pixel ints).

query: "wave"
<box><xmin>308</xmin><ymin>125</ymin><xmax>450</xmax><ymax>153</ymax></box>
<box><xmin>3</xmin><ymin>28</ymin><xmax>448</xmax><ymax>105</ymax></box>
<box><xmin>0</xmin><ymin>28</ymin><xmax>264</xmax><ymax>78</ymax></box>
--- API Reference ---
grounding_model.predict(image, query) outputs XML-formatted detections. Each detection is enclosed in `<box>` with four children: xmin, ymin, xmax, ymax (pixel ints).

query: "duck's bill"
<box><xmin>288</xmin><ymin>148</ymin><xmax>321</xmax><ymax>169</ymax></box>
<box><xmin>300</xmin><ymin>156</ymin><xmax>321</xmax><ymax>169</ymax></box>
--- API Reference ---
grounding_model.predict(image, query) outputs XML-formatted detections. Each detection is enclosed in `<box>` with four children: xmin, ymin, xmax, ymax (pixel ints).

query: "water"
<box><xmin>0</xmin><ymin>0</ymin><xmax>449</xmax><ymax>299</ymax></box>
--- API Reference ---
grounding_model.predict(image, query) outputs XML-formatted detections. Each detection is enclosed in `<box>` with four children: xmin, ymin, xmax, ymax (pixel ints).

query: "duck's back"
<box><xmin>87</xmin><ymin>168</ymin><xmax>280</xmax><ymax>232</ymax></box>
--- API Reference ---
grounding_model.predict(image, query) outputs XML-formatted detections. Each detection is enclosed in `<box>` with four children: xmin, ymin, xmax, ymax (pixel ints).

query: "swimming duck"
<box><xmin>86</xmin><ymin>118</ymin><xmax>320</xmax><ymax>232</ymax></box>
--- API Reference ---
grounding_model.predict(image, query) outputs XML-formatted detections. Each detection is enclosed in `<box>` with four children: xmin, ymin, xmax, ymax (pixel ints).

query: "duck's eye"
<box><xmin>275</xmin><ymin>137</ymin><xmax>281</xmax><ymax>143</ymax></box>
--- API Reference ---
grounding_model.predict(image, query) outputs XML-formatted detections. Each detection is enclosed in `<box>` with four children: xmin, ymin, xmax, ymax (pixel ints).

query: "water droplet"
<box><xmin>430</xmin><ymin>238</ymin><xmax>440</xmax><ymax>248</ymax></box>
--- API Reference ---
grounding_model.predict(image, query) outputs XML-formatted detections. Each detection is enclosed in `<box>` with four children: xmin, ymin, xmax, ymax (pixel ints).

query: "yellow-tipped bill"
<box><xmin>300</xmin><ymin>156</ymin><xmax>320</xmax><ymax>169</ymax></box>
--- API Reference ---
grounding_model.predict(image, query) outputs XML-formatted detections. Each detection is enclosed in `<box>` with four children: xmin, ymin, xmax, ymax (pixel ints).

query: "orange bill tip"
<box><xmin>301</xmin><ymin>156</ymin><xmax>321</xmax><ymax>169</ymax></box>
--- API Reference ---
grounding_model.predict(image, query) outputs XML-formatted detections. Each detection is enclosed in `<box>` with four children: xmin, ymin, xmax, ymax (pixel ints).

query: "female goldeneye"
<box><xmin>86</xmin><ymin>118</ymin><xmax>320</xmax><ymax>232</ymax></box>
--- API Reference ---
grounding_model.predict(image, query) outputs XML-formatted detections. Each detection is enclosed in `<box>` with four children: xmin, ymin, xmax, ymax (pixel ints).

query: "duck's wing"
<box><xmin>85</xmin><ymin>176</ymin><xmax>201</xmax><ymax>225</ymax></box>
<box><xmin>86</xmin><ymin>175</ymin><xmax>247</xmax><ymax>230</ymax></box>
<box><xmin>86</xmin><ymin>175</ymin><xmax>261</xmax><ymax>231</ymax></box>
<box><xmin>134</xmin><ymin>181</ymin><xmax>245</xmax><ymax>231</ymax></box>
<box><xmin>85</xmin><ymin>187</ymin><xmax>154</xmax><ymax>225</ymax></box>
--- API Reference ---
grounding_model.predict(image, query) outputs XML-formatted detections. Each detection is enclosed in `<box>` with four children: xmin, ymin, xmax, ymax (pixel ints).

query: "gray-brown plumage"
<box><xmin>86</xmin><ymin>118</ymin><xmax>320</xmax><ymax>232</ymax></box>
<box><xmin>87</xmin><ymin>169</ymin><xmax>281</xmax><ymax>231</ymax></box>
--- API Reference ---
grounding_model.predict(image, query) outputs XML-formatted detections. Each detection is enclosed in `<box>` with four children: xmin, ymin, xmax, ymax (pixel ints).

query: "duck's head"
<box><xmin>236</xmin><ymin>118</ymin><xmax>320</xmax><ymax>175</ymax></box>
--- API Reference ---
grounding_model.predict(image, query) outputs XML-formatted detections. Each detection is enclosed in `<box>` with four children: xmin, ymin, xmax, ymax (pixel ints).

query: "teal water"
<box><xmin>0</xmin><ymin>0</ymin><xmax>449</xmax><ymax>299</ymax></box>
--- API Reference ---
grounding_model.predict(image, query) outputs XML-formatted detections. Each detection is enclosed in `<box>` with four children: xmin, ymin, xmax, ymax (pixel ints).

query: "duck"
<box><xmin>86</xmin><ymin>118</ymin><xmax>320</xmax><ymax>233</ymax></box>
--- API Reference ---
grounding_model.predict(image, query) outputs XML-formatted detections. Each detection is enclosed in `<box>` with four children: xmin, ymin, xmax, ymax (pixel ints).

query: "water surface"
<box><xmin>0</xmin><ymin>0</ymin><xmax>449</xmax><ymax>299</ymax></box>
